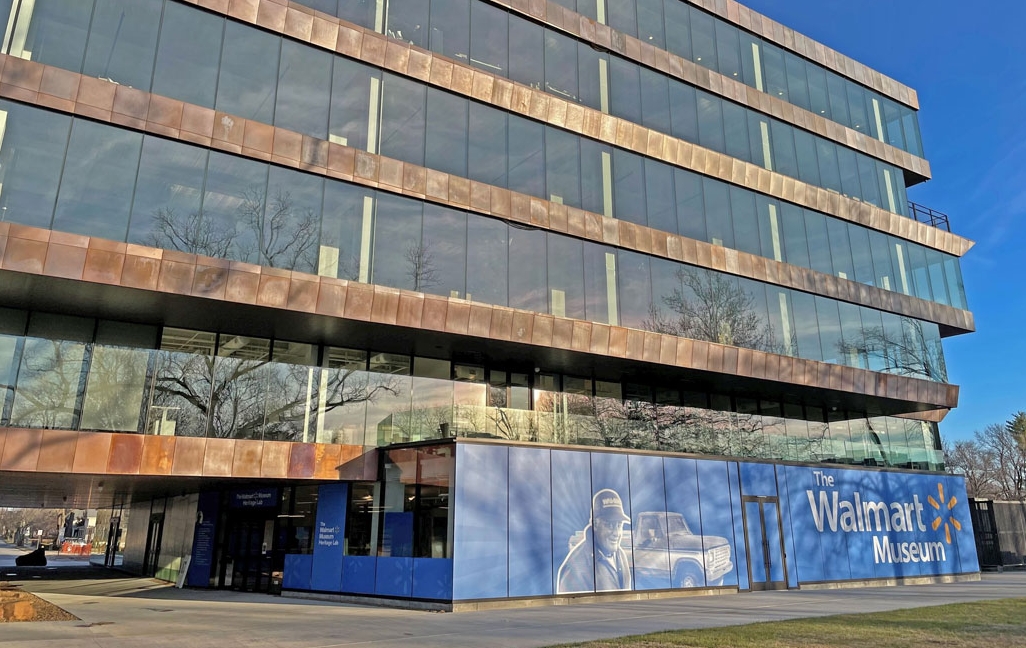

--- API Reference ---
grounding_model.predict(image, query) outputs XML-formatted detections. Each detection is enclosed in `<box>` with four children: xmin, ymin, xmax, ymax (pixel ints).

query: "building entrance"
<box><xmin>222</xmin><ymin>514</ymin><xmax>277</xmax><ymax>594</ymax></box>
<box><xmin>742</xmin><ymin>496</ymin><xmax>788</xmax><ymax>591</ymax></box>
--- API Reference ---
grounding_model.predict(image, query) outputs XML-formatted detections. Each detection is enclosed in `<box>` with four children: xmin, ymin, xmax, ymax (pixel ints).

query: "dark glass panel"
<box><xmin>779</xmin><ymin>203</ymin><xmax>809</xmax><ymax>269</ymax></box>
<box><xmin>468</xmin><ymin>102</ymin><xmax>507</xmax><ymax>187</ymax></box>
<box><xmin>545</xmin><ymin>127</ymin><xmax>581</xmax><ymax>208</ymax></box>
<box><xmin>544</xmin><ymin>30</ymin><xmax>578</xmax><ymax>102</ymax></box>
<box><xmin>696</xmin><ymin>91</ymin><xmax>725</xmax><ymax>153</ymax></box>
<box><xmin>702</xmin><ymin>177</ymin><xmax>732</xmax><ymax>248</ymax></box>
<box><xmin>428</xmin><ymin>0</ymin><xmax>469</xmax><ymax>61</ymax></box>
<box><xmin>639</xmin><ymin>68</ymin><xmax>671</xmax><ymax>135</ymax></box>
<box><xmin>790</xmin><ymin>290</ymin><xmax>821</xmax><ymax>362</ymax></box>
<box><xmin>379</xmin><ymin>73</ymin><xmax>426</xmax><ymax>165</ymax></box>
<box><xmin>13</xmin><ymin>0</ymin><xmax>91</xmax><ymax>73</ymax></box>
<box><xmin>547</xmin><ymin>235</ymin><xmax>585</xmax><ymax>319</ymax></box>
<box><xmin>803</xmin><ymin>209</ymin><xmax>832</xmax><ymax>276</ymax></box>
<box><xmin>674</xmin><ymin>169</ymin><xmax>705</xmax><ymax>242</ymax></box>
<box><xmin>386</xmin><ymin>0</ymin><xmax>428</xmax><ymax>47</ymax></box>
<box><xmin>729</xmin><ymin>187</ymin><xmax>760</xmax><ymax>257</ymax></box>
<box><xmin>0</xmin><ymin>101</ymin><xmax>71</xmax><ymax>229</ymax></box>
<box><xmin>275</xmin><ymin>40</ymin><xmax>332</xmax><ymax>139</ymax></box>
<box><xmin>668</xmin><ymin>82</ymin><xmax>699</xmax><ymax>143</ymax></box>
<box><xmin>152</xmin><ymin>1</ymin><xmax>223</xmax><ymax>108</ymax></box>
<box><xmin>320</xmin><ymin>181</ymin><xmax>372</xmax><ymax>281</ymax></box>
<box><xmin>714</xmin><ymin>20</ymin><xmax>741</xmax><ymax>80</ymax></box>
<box><xmin>425</xmin><ymin>88</ymin><xmax>468</xmax><ymax>177</ymax></box>
<box><xmin>372</xmin><ymin>193</ymin><xmax>422</xmax><ymax>291</ymax></box>
<box><xmin>216</xmin><ymin>21</ymin><xmax>280</xmax><ymax>123</ymax></box>
<box><xmin>645</xmin><ymin>159</ymin><xmax>675</xmax><ymax>235</ymax></box>
<box><xmin>82</xmin><ymin>0</ymin><xmax>161</xmax><ymax>90</ymax></box>
<box><xmin>466</xmin><ymin>217</ymin><xmax>507</xmax><ymax>306</ymax></box>
<box><xmin>583</xmin><ymin>242</ymin><xmax>616</xmax><ymax>325</ymax></box>
<box><xmin>329</xmin><ymin>59</ymin><xmax>379</xmax><ymax>152</ymax></box>
<box><xmin>636</xmin><ymin>0</ymin><xmax>665</xmax><ymax>48</ymax></box>
<box><xmin>53</xmin><ymin>120</ymin><xmax>142</xmax><ymax>241</ymax></box>
<box><xmin>261</xmin><ymin>167</ymin><xmax>322</xmax><ymax>273</ymax></box>
<box><xmin>507</xmin><ymin>115</ymin><xmax>545</xmax><ymax>198</ymax></box>
<box><xmin>128</xmin><ymin>136</ymin><xmax>208</xmax><ymax>251</ymax></box>
<box><xmin>825</xmin><ymin>217</ymin><xmax>854</xmax><ymax>280</ymax></box>
<box><xmin>612</xmin><ymin>149</ymin><xmax>646</xmax><ymax>227</ymax></box>
<box><xmin>420</xmin><ymin>205</ymin><xmax>468</xmax><ymax>299</ymax></box>
<box><xmin>609</xmin><ymin>57</ymin><xmax>642</xmax><ymax>124</ymax></box>
<box><xmin>508</xmin><ymin>227</ymin><xmax>547</xmax><ymax>313</ymax></box>
<box><xmin>784</xmin><ymin>52</ymin><xmax>810</xmax><ymax>111</ymax></box>
<box><xmin>469</xmin><ymin>0</ymin><xmax>507</xmax><ymax>75</ymax></box>
<box><xmin>508</xmin><ymin>14</ymin><xmax>544</xmax><ymax>90</ymax></box>
<box><xmin>722</xmin><ymin>102</ymin><xmax>750</xmax><ymax>162</ymax></box>
<box><xmin>663</xmin><ymin>0</ymin><xmax>691</xmax><ymax>60</ymax></box>
<box><xmin>201</xmin><ymin>151</ymin><xmax>268</xmax><ymax>265</ymax></box>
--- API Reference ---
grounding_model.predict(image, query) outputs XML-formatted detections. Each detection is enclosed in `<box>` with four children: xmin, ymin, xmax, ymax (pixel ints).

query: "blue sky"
<box><xmin>740</xmin><ymin>1</ymin><xmax>1026</xmax><ymax>440</ymax></box>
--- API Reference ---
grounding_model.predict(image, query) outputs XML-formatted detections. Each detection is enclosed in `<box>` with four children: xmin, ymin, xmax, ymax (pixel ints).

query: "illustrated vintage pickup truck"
<box><xmin>629</xmin><ymin>511</ymin><xmax>733</xmax><ymax>588</ymax></box>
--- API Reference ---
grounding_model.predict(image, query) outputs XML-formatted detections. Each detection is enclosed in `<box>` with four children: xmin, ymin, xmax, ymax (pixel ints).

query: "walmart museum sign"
<box><xmin>793</xmin><ymin>468</ymin><xmax>970</xmax><ymax>573</ymax></box>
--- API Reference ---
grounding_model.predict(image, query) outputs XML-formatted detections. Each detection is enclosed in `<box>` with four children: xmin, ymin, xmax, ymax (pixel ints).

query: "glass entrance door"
<box><xmin>223</xmin><ymin>517</ymin><xmax>276</xmax><ymax>593</ymax></box>
<box><xmin>742</xmin><ymin>496</ymin><xmax>787</xmax><ymax>591</ymax></box>
<box><xmin>143</xmin><ymin>514</ymin><xmax>164</xmax><ymax>577</ymax></box>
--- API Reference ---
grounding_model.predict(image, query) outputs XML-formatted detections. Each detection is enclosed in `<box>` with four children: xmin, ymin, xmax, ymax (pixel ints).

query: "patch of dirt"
<box><xmin>0</xmin><ymin>583</ymin><xmax>79</xmax><ymax>622</ymax></box>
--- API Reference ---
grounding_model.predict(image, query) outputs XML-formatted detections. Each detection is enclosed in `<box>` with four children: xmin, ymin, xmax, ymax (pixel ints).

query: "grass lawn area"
<box><xmin>553</xmin><ymin>598</ymin><xmax>1026</xmax><ymax>648</ymax></box>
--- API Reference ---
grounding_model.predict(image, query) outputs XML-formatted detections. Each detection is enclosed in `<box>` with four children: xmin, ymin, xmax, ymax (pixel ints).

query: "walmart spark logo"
<box><xmin>927</xmin><ymin>482</ymin><xmax>961</xmax><ymax>544</ymax></box>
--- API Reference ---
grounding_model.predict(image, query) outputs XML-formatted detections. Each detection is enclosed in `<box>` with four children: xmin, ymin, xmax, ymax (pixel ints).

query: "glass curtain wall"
<box><xmin>0</xmin><ymin>100</ymin><xmax>966</xmax><ymax>312</ymax></box>
<box><xmin>0</xmin><ymin>0</ymin><xmax>912</xmax><ymax>215</ymax></box>
<box><xmin>390</xmin><ymin>0</ymin><xmax>924</xmax><ymax>157</ymax></box>
<box><xmin>0</xmin><ymin>307</ymin><xmax>944</xmax><ymax>469</ymax></box>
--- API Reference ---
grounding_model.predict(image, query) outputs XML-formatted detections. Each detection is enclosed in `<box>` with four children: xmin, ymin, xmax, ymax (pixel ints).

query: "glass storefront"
<box><xmin>0</xmin><ymin>308</ymin><xmax>945</xmax><ymax>469</ymax></box>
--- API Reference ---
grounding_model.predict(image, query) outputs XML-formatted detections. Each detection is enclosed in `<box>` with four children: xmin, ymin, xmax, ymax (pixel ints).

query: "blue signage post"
<box><xmin>187</xmin><ymin>491</ymin><xmax>219</xmax><ymax>587</ymax></box>
<box><xmin>310</xmin><ymin>483</ymin><xmax>348</xmax><ymax>592</ymax></box>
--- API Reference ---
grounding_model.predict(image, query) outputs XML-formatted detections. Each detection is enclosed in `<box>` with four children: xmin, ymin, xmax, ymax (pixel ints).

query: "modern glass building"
<box><xmin>0</xmin><ymin>0</ymin><xmax>978</xmax><ymax>604</ymax></box>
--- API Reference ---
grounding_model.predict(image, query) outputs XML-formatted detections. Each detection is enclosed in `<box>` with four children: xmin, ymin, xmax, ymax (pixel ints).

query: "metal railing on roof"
<box><xmin>908</xmin><ymin>201</ymin><xmax>950</xmax><ymax>232</ymax></box>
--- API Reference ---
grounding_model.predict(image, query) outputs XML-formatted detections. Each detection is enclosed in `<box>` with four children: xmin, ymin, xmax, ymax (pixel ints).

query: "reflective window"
<box><xmin>128</xmin><ymin>136</ymin><xmax>208</xmax><ymax>251</ymax></box>
<box><xmin>276</xmin><ymin>41</ymin><xmax>332</xmax><ymax>140</ymax></box>
<box><xmin>152</xmin><ymin>1</ymin><xmax>223</xmax><ymax>109</ymax></box>
<box><xmin>83</xmin><ymin>0</ymin><xmax>162</xmax><ymax>89</ymax></box>
<box><xmin>52</xmin><ymin>120</ymin><xmax>142</xmax><ymax>241</ymax></box>
<box><xmin>0</xmin><ymin>102</ymin><xmax>71</xmax><ymax>229</ymax></box>
<box><xmin>216</xmin><ymin>21</ymin><xmax>280</xmax><ymax>123</ymax></box>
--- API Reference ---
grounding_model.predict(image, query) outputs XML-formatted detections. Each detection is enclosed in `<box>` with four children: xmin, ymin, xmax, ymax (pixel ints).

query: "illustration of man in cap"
<box><xmin>556</xmin><ymin>488</ymin><xmax>632</xmax><ymax>593</ymax></box>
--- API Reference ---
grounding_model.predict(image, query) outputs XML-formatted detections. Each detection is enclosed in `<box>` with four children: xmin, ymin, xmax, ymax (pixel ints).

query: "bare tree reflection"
<box><xmin>146</xmin><ymin>184</ymin><xmax>319</xmax><ymax>273</ymax></box>
<box><xmin>8</xmin><ymin>340</ymin><xmax>86</xmax><ymax>429</ymax></box>
<box><xmin>150</xmin><ymin>353</ymin><xmax>400</xmax><ymax>441</ymax></box>
<box><xmin>645</xmin><ymin>268</ymin><xmax>777</xmax><ymax>352</ymax></box>
<box><xmin>836</xmin><ymin>317</ymin><xmax>946</xmax><ymax>381</ymax></box>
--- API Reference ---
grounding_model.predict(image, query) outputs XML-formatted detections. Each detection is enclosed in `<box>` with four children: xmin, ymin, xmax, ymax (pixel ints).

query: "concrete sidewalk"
<box><xmin>1</xmin><ymin>571</ymin><xmax>1024</xmax><ymax>648</ymax></box>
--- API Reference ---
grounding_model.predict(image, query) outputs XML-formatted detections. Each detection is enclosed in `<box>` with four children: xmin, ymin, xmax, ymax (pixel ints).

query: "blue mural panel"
<box><xmin>662</xmin><ymin>457</ymin><xmax>711</xmax><ymax>589</ymax></box>
<box><xmin>551</xmin><ymin>450</ymin><xmax>594</xmax><ymax>594</ymax></box>
<box><xmin>774</xmin><ymin>469</ymin><xmax>800</xmax><ymax>588</ymax></box>
<box><xmin>697</xmin><ymin>460</ymin><xmax>742</xmax><ymax>588</ymax></box>
<box><xmin>452</xmin><ymin>444</ymin><xmax>509</xmax><ymax>599</ymax></box>
<box><xmin>450</xmin><ymin>442</ymin><xmax>978</xmax><ymax>602</ymax></box>
<box><xmin>508</xmin><ymin>447</ymin><xmax>553</xmax><ymax>597</ymax></box>
<box><xmin>739</xmin><ymin>462</ymin><xmax>778</xmax><ymax>497</ymax></box>
<box><xmin>783</xmin><ymin>466</ymin><xmax>978</xmax><ymax>584</ymax></box>
<box><xmin>628</xmin><ymin>454</ymin><xmax>671</xmax><ymax>590</ymax></box>
<box><xmin>375</xmin><ymin>557</ymin><xmax>413</xmax><ymax>597</ymax></box>
<box><xmin>283</xmin><ymin>554</ymin><xmax>312</xmax><ymax>591</ymax></box>
<box><xmin>310</xmin><ymin>483</ymin><xmax>347</xmax><ymax>592</ymax></box>
<box><xmin>780</xmin><ymin>466</ymin><xmax>827</xmax><ymax>583</ymax></box>
<box><xmin>412</xmin><ymin>558</ymin><xmax>453</xmax><ymax>600</ymax></box>
<box><xmin>341</xmin><ymin>556</ymin><xmax>376</xmax><ymax>595</ymax></box>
